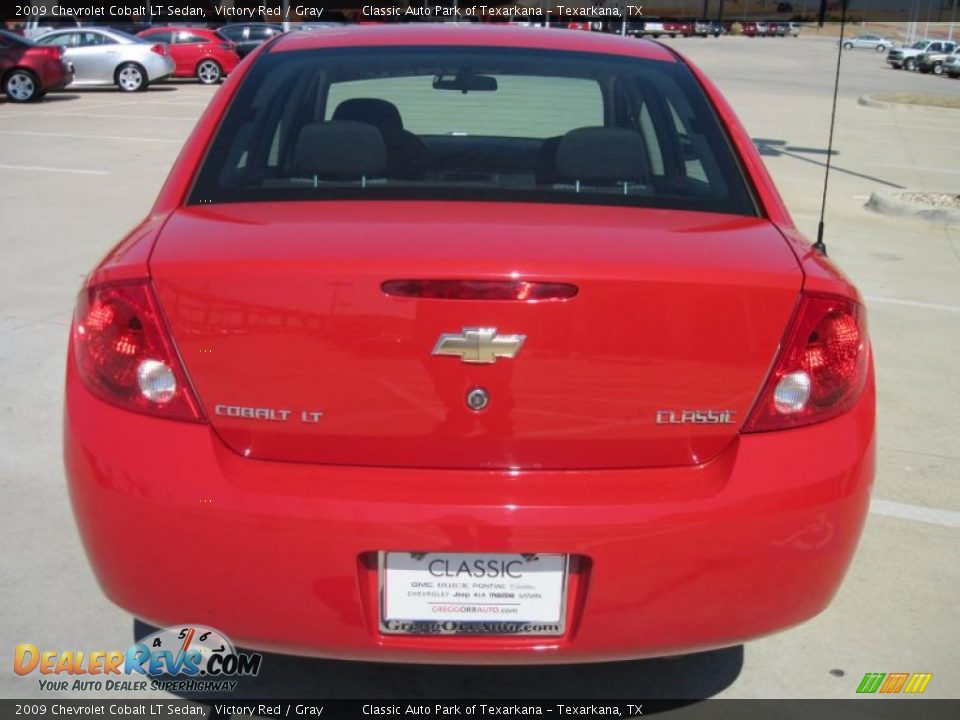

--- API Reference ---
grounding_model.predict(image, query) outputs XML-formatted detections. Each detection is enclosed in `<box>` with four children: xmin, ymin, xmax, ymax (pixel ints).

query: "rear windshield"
<box><xmin>189</xmin><ymin>46</ymin><xmax>757</xmax><ymax>216</ymax></box>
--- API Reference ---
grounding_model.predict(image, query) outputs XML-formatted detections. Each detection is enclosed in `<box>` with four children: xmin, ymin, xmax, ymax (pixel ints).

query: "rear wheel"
<box><xmin>932</xmin><ymin>63</ymin><xmax>944</xmax><ymax>75</ymax></box>
<box><xmin>115</xmin><ymin>63</ymin><xmax>147</xmax><ymax>92</ymax></box>
<box><xmin>196</xmin><ymin>59</ymin><xmax>222</xmax><ymax>85</ymax></box>
<box><xmin>4</xmin><ymin>68</ymin><xmax>40</xmax><ymax>103</ymax></box>
<box><xmin>876</xmin><ymin>44</ymin><xmax>887</xmax><ymax>52</ymax></box>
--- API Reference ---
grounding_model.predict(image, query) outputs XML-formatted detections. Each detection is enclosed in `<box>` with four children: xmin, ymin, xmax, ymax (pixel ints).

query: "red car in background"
<box><xmin>663</xmin><ymin>18</ymin><xmax>694</xmax><ymax>37</ymax></box>
<box><xmin>136</xmin><ymin>26</ymin><xmax>239</xmax><ymax>84</ymax></box>
<box><xmin>65</xmin><ymin>26</ymin><xmax>874</xmax><ymax>664</ymax></box>
<box><xmin>0</xmin><ymin>28</ymin><xmax>73</xmax><ymax>102</ymax></box>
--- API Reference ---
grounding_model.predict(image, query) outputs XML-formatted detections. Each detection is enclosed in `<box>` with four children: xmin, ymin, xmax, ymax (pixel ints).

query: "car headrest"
<box><xmin>332</xmin><ymin>98</ymin><xmax>404</xmax><ymax>133</ymax></box>
<box><xmin>292</xmin><ymin>121</ymin><xmax>388</xmax><ymax>179</ymax></box>
<box><xmin>555</xmin><ymin>127</ymin><xmax>650</xmax><ymax>184</ymax></box>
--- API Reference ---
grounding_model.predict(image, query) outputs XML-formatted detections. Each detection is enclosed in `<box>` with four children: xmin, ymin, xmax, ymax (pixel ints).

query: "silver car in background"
<box><xmin>841</xmin><ymin>33</ymin><xmax>896</xmax><ymax>52</ymax></box>
<box><xmin>34</xmin><ymin>28</ymin><xmax>175</xmax><ymax>92</ymax></box>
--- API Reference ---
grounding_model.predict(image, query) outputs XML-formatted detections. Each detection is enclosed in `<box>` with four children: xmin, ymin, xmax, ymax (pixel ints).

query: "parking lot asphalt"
<box><xmin>1</xmin><ymin>34</ymin><xmax>958</xmax><ymax>702</ymax></box>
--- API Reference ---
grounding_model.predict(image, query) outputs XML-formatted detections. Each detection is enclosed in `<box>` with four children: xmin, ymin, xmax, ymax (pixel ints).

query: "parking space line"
<box><xmin>0</xmin><ymin>163</ymin><xmax>108</xmax><ymax>176</ymax></box>
<box><xmin>0</xmin><ymin>130</ymin><xmax>181</xmax><ymax>143</ymax></box>
<box><xmin>870</xmin><ymin>499</ymin><xmax>960</xmax><ymax>529</ymax></box>
<box><xmin>15</xmin><ymin>112</ymin><xmax>197</xmax><ymax>121</ymax></box>
<box><xmin>867</xmin><ymin>163</ymin><xmax>960</xmax><ymax>175</ymax></box>
<box><xmin>865</xmin><ymin>296</ymin><xmax>960</xmax><ymax>314</ymax></box>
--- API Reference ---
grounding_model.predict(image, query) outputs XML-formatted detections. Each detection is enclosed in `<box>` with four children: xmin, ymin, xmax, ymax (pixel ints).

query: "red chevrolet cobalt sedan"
<box><xmin>64</xmin><ymin>25</ymin><xmax>874</xmax><ymax>663</ymax></box>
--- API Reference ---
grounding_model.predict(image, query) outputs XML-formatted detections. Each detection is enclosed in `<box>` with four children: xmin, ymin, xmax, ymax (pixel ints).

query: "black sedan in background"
<box><xmin>216</xmin><ymin>23</ymin><xmax>283</xmax><ymax>58</ymax></box>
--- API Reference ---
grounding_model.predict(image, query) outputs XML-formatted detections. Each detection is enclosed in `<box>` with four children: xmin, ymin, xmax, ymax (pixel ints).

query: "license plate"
<box><xmin>380</xmin><ymin>552</ymin><xmax>568</xmax><ymax>636</ymax></box>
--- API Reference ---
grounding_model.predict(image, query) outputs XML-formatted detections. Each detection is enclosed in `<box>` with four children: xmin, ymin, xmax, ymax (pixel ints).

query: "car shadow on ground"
<box><xmin>134</xmin><ymin>621</ymin><xmax>743</xmax><ymax>702</ymax></box>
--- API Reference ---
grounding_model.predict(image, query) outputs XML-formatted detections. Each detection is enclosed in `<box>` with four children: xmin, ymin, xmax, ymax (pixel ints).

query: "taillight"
<box><xmin>72</xmin><ymin>281</ymin><xmax>205</xmax><ymax>422</ymax></box>
<box><xmin>743</xmin><ymin>293</ymin><xmax>868</xmax><ymax>432</ymax></box>
<box><xmin>220</xmin><ymin>43</ymin><xmax>234</xmax><ymax>51</ymax></box>
<box><xmin>150</xmin><ymin>44</ymin><xmax>166</xmax><ymax>56</ymax></box>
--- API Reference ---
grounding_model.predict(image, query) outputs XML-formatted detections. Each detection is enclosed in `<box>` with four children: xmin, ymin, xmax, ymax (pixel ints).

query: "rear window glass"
<box><xmin>189</xmin><ymin>47</ymin><xmax>757</xmax><ymax>216</ymax></box>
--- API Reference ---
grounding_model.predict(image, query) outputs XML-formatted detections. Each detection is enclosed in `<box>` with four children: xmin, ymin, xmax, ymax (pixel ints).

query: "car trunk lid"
<box><xmin>150</xmin><ymin>201</ymin><xmax>802</xmax><ymax>469</ymax></box>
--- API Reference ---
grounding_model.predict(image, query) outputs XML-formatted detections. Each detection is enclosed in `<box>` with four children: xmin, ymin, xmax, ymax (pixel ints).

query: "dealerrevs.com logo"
<box><xmin>14</xmin><ymin>625</ymin><xmax>262</xmax><ymax>693</ymax></box>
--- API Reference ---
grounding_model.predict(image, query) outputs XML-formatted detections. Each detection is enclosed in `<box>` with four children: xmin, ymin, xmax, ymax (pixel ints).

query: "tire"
<box><xmin>115</xmin><ymin>62</ymin><xmax>147</xmax><ymax>93</ymax></box>
<box><xmin>876</xmin><ymin>44</ymin><xmax>887</xmax><ymax>52</ymax></box>
<box><xmin>933</xmin><ymin>63</ymin><xmax>944</xmax><ymax>75</ymax></box>
<box><xmin>196</xmin><ymin>59</ymin><xmax>222</xmax><ymax>85</ymax></box>
<box><xmin>4</xmin><ymin>68</ymin><xmax>41</xmax><ymax>103</ymax></box>
<box><xmin>843</xmin><ymin>41</ymin><xmax>853</xmax><ymax>50</ymax></box>
<box><xmin>904</xmin><ymin>58</ymin><xmax>917</xmax><ymax>71</ymax></box>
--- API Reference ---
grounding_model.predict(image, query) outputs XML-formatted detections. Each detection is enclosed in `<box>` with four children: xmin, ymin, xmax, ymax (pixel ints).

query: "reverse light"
<box><xmin>72</xmin><ymin>281</ymin><xmax>205</xmax><ymax>422</ymax></box>
<box><xmin>743</xmin><ymin>293</ymin><xmax>868</xmax><ymax>432</ymax></box>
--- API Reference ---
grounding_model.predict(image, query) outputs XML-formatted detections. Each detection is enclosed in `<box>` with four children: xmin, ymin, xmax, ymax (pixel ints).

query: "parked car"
<box><xmin>786</xmin><ymin>22</ymin><xmax>802</xmax><ymax>37</ymax></box>
<box><xmin>916</xmin><ymin>46</ymin><xmax>956</xmax><ymax>75</ymax></box>
<box><xmin>842</xmin><ymin>33</ymin><xmax>895</xmax><ymax>52</ymax></box>
<box><xmin>65</xmin><ymin>24</ymin><xmax>875</xmax><ymax>664</ymax></box>
<box><xmin>944</xmin><ymin>50</ymin><xmax>960</xmax><ymax>78</ymax></box>
<box><xmin>0</xmin><ymin>28</ymin><xmax>73</xmax><ymax>102</ymax></box>
<box><xmin>693</xmin><ymin>20</ymin><xmax>722</xmax><ymax>37</ymax></box>
<box><xmin>662</xmin><ymin>19</ymin><xmax>692</xmax><ymax>38</ymax></box>
<box><xmin>216</xmin><ymin>23</ymin><xmax>283</xmax><ymax>58</ymax></box>
<box><xmin>35</xmin><ymin>28</ymin><xmax>174</xmax><ymax>92</ymax></box>
<box><xmin>639</xmin><ymin>19</ymin><xmax>665</xmax><ymax>37</ymax></box>
<box><xmin>136</xmin><ymin>26</ymin><xmax>239</xmax><ymax>84</ymax></box>
<box><xmin>887</xmin><ymin>40</ymin><xmax>957</xmax><ymax>71</ymax></box>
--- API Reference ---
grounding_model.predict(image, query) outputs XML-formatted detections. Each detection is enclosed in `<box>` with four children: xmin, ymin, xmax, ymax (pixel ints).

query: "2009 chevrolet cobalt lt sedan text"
<box><xmin>64</xmin><ymin>25</ymin><xmax>874</xmax><ymax>664</ymax></box>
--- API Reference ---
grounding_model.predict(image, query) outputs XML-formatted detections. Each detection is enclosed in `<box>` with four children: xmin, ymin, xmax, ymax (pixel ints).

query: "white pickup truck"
<box><xmin>887</xmin><ymin>39</ymin><xmax>958</xmax><ymax>71</ymax></box>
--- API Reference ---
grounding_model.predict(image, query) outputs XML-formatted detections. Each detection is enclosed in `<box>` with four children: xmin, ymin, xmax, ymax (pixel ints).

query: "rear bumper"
<box><xmin>37</xmin><ymin>60</ymin><xmax>73</xmax><ymax>92</ymax></box>
<box><xmin>64</xmin><ymin>355</ymin><xmax>875</xmax><ymax>664</ymax></box>
<box><xmin>145</xmin><ymin>56</ymin><xmax>176</xmax><ymax>82</ymax></box>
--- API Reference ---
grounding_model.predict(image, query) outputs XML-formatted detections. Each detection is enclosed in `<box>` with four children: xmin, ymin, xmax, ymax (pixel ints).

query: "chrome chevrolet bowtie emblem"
<box><xmin>432</xmin><ymin>327</ymin><xmax>526</xmax><ymax>364</ymax></box>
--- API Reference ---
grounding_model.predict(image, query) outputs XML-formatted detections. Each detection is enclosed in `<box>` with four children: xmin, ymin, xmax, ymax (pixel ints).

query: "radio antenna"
<box><xmin>814</xmin><ymin>3</ymin><xmax>848</xmax><ymax>256</ymax></box>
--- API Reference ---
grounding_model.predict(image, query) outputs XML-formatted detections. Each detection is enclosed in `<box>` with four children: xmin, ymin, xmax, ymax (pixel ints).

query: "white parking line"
<box><xmin>865</xmin><ymin>296</ymin><xmax>960</xmax><ymax>314</ymax></box>
<box><xmin>867</xmin><ymin>163</ymin><xmax>960</xmax><ymax>175</ymax></box>
<box><xmin>0</xmin><ymin>101</ymin><xmax>134</xmax><ymax>117</ymax></box>
<box><xmin>0</xmin><ymin>130</ymin><xmax>181</xmax><ymax>143</ymax></box>
<box><xmin>870</xmin><ymin>499</ymin><xmax>960</xmax><ymax>529</ymax></box>
<box><xmin>13</xmin><ymin>112</ymin><xmax>197</xmax><ymax>122</ymax></box>
<box><xmin>0</xmin><ymin>163</ymin><xmax>108</xmax><ymax>176</ymax></box>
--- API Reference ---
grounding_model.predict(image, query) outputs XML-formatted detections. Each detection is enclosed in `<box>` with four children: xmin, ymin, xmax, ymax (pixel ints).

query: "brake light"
<box><xmin>382</xmin><ymin>279</ymin><xmax>578</xmax><ymax>301</ymax></box>
<box><xmin>150</xmin><ymin>44</ymin><xmax>166</xmax><ymax>56</ymax></box>
<box><xmin>72</xmin><ymin>281</ymin><xmax>205</xmax><ymax>422</ymax></box>
<box><xmin>743</xmin><ymin>293</ymin><xmax>868</xmax><ymax>432</ymax></box>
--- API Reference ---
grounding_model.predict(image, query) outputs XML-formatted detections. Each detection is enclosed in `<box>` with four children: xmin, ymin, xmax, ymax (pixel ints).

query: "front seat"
<box><xmin>332</xmin><ymin>98</ymin><xmax>429</xmax><ymax>179</ymax></box>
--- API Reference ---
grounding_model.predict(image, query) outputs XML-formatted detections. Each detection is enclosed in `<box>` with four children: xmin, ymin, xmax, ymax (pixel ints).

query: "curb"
<box><xmin>866</xmin><ymin>190</ymin><xmax>960</xmax><ymax>226</ymax></box>
<box><xmin>858</xmin><ymin>94</ymin><xmax>960</xmax><ymax>109</ymax></box>
<box><xmin>858</xmin><ymin>95</ymin><xmax>898</xmax><ymax>109</ymax></box>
